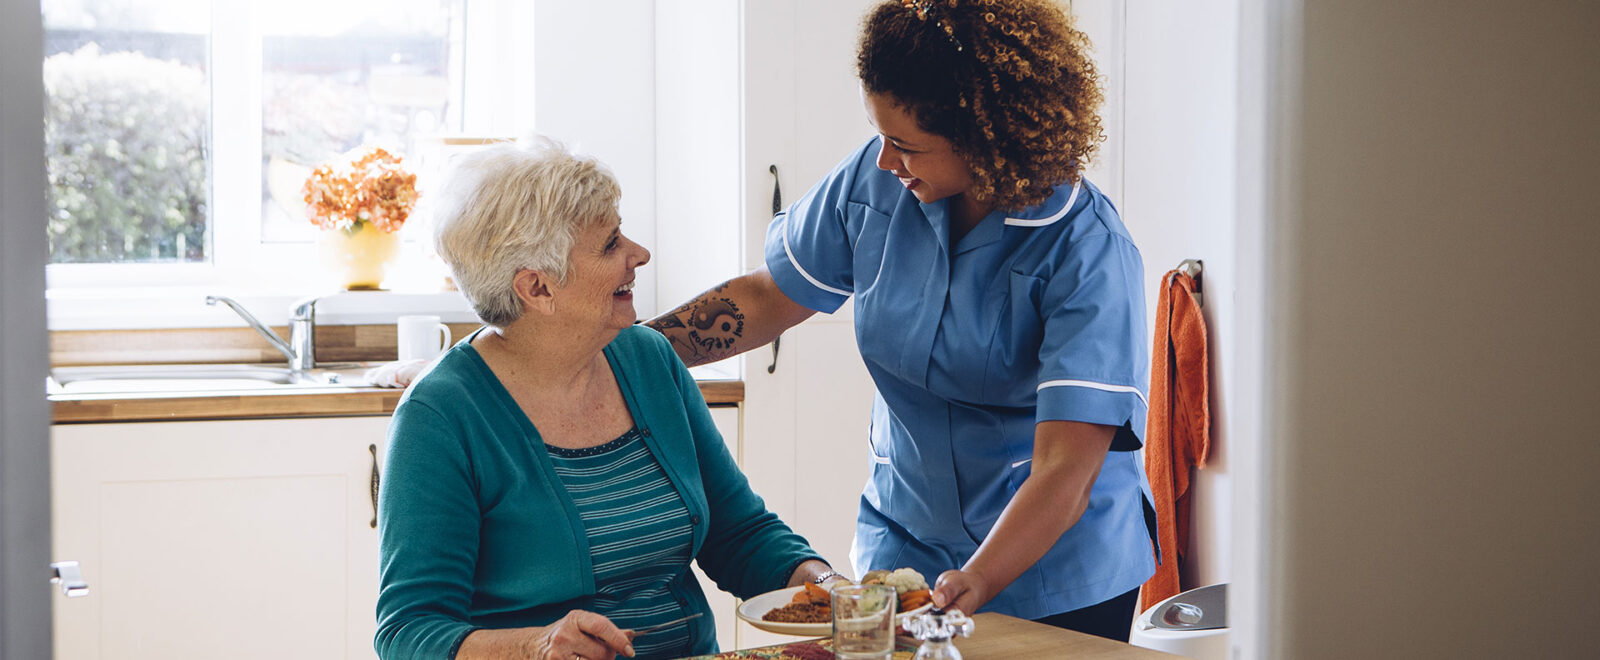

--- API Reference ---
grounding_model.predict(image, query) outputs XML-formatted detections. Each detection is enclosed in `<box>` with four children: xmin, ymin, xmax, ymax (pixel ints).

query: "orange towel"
<box><xmin>1139</xmin><ymin>270</ymin><xmax>1211</xmax><ymax>613</ymax></box>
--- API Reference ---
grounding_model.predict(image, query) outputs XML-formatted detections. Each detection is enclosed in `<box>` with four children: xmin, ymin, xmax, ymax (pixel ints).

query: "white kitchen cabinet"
<box><xmin>694</xmin><ymin>404</ymin><xmax>742</xmax><ymax>652</ymax></box>
<box><xmin>51</xmin><ymin>417</ymin><xmax>389</xmax><ymax>660</ymax></box>
<box><xmin>51</xmin><ymin>406</ymin><xmax>749</xmax><ymax>659</ymax></box>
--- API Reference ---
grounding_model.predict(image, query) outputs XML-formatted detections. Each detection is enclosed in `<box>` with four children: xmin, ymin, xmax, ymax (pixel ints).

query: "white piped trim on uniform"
<box><xmin>780</xmin><ymin>213</ymin><xmax>852</xmax><ymax>297</ymax></box>
<box><xmin>1037</xmin><ymin>378</ymin><xmax>1149</xmax><ymax>406</ymax></box>
<box><xmin>1004</xmin><ymin>180</ymin><xmax>1081</xmax><ymax>227</ymax></box>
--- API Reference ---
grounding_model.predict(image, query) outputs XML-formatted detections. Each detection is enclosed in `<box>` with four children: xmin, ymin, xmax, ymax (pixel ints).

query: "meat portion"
<box><xmin>761</xmin><ymin>601</ymin><xmax>832</xmax><ymax>623</ymax></box>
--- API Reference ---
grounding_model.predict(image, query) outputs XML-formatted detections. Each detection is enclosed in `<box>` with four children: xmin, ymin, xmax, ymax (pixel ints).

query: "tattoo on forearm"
<box><xmin>646</xmin><ymin>283</ymin><xmax>745</xmax><ymax>364</ymax></box>
<box><xmin>685</xmin><ymin>298</ymin><xmax>745</xmax><ymax>352</ymax></box>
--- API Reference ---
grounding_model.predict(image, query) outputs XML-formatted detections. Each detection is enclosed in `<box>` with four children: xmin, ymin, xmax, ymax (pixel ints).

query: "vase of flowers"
<box><xmin>302</xmin><ymin>146</ymin><xmax>419</xmax><ymax>290</ymax></box>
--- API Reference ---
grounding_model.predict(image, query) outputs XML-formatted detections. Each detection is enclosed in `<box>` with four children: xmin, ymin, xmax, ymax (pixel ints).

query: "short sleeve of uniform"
<box><xmin>1035</xmin><ymin>232</ymin><xmax>1150</xmax><ymax>451</ymax></box>
<box><xmin>763</xmin><ymin>145</ymin><xmax>873</xmax><ymax>313</ymax></box>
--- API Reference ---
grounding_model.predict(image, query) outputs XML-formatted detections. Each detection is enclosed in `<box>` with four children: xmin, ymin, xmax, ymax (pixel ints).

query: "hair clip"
<box><xmin>900</xmin><ymin>0</ymin><xmax>933</xmax><ymax>20</ymax></box>
<box><xmin>900</xmin><ymin>0</ymin><xmax>964</xmax><ymax>51</ymax></box>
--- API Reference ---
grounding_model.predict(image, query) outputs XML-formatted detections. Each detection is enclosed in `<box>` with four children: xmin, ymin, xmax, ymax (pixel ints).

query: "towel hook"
<box><xmin>1176</xmin><ymin>259</ymin><xmax>1203</xmax><ymax>308</ymax></box>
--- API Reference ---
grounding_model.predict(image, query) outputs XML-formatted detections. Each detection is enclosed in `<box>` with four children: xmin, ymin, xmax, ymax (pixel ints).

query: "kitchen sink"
<box><xmin>48</xmin><ymin>363</ymin><xmax>365</xmax><ymax>395</ymax></box>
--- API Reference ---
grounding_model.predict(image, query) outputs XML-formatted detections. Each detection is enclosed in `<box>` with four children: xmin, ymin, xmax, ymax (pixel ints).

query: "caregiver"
<box><xmin>646</xmin><ymin>0</ymin><xmax>1157</xmax><ymax>642</ymax></box>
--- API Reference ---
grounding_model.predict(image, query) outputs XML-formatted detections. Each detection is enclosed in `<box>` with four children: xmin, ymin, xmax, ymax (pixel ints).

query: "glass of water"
<box><xmin>832</xmin><ymin>583</ymin><xmax>897</xmax><ymax>660</ymax></box>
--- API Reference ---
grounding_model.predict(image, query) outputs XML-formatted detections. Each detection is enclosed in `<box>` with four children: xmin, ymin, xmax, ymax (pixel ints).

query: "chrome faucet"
<box><xmin>205</xmin><ymin>295</ymin><xmax>319</xmax><ymax>374</ymax></box>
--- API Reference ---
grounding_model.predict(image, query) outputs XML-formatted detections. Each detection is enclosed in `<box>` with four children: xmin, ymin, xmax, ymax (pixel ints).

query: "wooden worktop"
<box><xmin>51</xmin><ymin>380</ymin><xmax>744</xmax><ymax>424</ymax></box>
<box><xmin>49</xmin><ymin>322</ymin><xmax>743</xmax><ymax>424</ymax></box>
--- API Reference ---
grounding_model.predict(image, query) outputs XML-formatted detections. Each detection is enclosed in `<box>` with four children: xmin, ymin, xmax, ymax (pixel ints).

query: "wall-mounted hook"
<box><xmin>1176</xmin><ymin>259</ymin><xmax>1203</xmax><ymax>308</ymax></box>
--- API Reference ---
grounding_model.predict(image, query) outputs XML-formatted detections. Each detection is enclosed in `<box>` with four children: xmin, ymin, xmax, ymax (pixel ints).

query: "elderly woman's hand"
<box><xmin>457</xmin><ymin>610</ymin><xmax>634</xmax><ymax>659</ymax></box>
<box><xmin>530</xmin><ymin>611</ymin><xmax>634</xmax><ymax>660</ymax></box>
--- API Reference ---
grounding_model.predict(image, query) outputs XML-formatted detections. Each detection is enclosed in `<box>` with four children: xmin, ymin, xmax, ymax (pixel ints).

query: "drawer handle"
<box><xmin>369</xmin><ymin>444</ymin><xmax>380</xmax><ymax>529</ymax></box>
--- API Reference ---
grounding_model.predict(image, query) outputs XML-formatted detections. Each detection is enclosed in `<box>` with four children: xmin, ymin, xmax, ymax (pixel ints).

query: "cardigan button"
<box><xmin>690</xmin><ymin>515</ymin><xmax>702</xmax><ymax>525</ymax></box>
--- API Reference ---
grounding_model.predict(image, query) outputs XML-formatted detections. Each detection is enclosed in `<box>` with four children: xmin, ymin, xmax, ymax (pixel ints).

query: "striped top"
<box><xmin>547</xmin><ymin>427</ymin><xmax>695</xmax><ymax>659</ymax></box>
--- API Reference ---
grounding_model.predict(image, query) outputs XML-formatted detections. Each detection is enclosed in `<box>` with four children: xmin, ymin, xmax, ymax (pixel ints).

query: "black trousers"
<box><xmin>1031</xmin><ymin>587</ymin><xmax>1141</xmax><ymax>643</ymax></box>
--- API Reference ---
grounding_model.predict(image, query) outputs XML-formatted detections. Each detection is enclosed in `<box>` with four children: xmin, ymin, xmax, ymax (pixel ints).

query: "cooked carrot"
<box><xmin>901</xmin><ymin>595</ymin><xmax>931</xmax><ymax>610</ymax></box>
<box><xmin>900</xmin><ymin>588</ymin><xmax>930</xmax><ymax>603</ymax></box>
<box><xmin>803</xmin><ymin>581</ymin><xmax>831</xmax><ymax>604</ymax></box>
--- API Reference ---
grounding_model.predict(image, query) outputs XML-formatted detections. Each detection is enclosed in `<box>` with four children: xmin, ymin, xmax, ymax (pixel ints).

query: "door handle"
<box><xmin>50</xmin><ymin>561</ymin><xmax>90</xmax><ymax>598</ymax></box>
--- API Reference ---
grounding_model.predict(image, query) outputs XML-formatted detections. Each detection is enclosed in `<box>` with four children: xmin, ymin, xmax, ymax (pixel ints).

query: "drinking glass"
<box><xmin>832</xmin><ymin>583</ymin><xmax>897</xmax><ymax>660</ymax></box>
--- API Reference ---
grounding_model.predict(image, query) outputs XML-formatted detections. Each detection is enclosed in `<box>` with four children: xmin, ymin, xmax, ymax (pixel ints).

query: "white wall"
<box><xmin>0</xmin><ymin>0</ymin><xmax>54</xmax><ymax>656</ymax></box>
<box><xmin>1259</xmin><ymin>1</ymin><xmax>1600</xmax><ymax>657</ymax></box>
<box><xmin>1096</xmin><ymin>0</ymin><xmax>1242</xmax><ymax>592</ymax></box>
<box><xmin>655</xmin><ymin>1</ymin><xmax>742</xmax><ymax>314</ymax></box>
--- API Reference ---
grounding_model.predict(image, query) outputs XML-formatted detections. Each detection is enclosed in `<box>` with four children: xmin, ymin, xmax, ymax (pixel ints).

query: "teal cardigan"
<box><xmin>375</xmin><ymin>326</ymin><xmax>822</xmax><ymax>658</ymax></box>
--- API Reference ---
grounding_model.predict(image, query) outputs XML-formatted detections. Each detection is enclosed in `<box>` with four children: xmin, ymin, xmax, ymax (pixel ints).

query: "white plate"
<box><xmin>735</xmin><ymin>586</ymin><xmax>934</xmax><ymax>636</ymax></box>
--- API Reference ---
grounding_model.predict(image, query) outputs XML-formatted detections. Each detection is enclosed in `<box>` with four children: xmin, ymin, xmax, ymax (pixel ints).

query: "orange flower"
<box><xmin>302</xmin><ymin>147</ymin><xmax>419</xmax><ymax>233</ymax></box>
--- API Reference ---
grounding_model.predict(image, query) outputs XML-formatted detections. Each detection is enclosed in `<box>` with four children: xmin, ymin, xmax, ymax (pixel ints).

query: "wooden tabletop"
<box><xmin>948</xmin><ymin>612</ymin><xmax>1181</xmax><ymax>659</ymax></box>
<box><xmin>718</xmin><ymin>613</ymin><xmax>1181</xmax><ymax>659</ymax></box>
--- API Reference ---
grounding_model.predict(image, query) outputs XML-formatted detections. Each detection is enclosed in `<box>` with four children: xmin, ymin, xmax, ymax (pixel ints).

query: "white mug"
<box><xmin>397</xmin><ymin>315</ymin><xmax>452</xmax><ymax>362</ymax></box>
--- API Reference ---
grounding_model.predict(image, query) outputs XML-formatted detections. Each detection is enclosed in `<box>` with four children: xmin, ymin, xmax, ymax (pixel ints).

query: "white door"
<box><xmin>736</xmin><ymin>0</ymin><xmax>881</xmax><ymax>650</ymax></box>
<box><xmin>51</xmin><ymin>417</ymin><xmax>388</xmax><ymax>660</ymax></box>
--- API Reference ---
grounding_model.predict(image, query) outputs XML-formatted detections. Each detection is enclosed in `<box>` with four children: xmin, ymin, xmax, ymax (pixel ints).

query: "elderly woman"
<box><xmin>375</xmin><ymin>139</ymin><xmax>836</xmax><ymax>660</ymax></box>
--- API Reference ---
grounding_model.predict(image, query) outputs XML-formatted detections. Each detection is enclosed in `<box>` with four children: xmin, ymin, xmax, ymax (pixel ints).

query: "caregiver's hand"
<box><xmin>459</xmin><ymin>610</ymin><xmax>635</xmax><ymax>659</ymax></box>
<box><xmin>931</xmin><ymin>569</ymin><xmax>992</xmax><ymax>617</ymax></box>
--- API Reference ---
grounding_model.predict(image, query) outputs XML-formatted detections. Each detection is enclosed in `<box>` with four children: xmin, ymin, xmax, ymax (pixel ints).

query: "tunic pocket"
<box><xmin>981</xmin><ymin>271</ymin><xmax>1046</xmax><ymax>404</ymax></box>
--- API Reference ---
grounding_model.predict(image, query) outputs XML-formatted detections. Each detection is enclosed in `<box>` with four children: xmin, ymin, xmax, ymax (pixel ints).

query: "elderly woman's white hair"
<box><xmin>431</xmin><ymin>137</ymin><xmax>621</xmax><ymax>328</ymax></box>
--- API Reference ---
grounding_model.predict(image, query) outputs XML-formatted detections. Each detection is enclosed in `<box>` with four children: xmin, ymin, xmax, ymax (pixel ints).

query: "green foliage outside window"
<box><xmin>44</xmin><ymin>44</ymin><xmax>208</xmax><ymax>264</ymax></box>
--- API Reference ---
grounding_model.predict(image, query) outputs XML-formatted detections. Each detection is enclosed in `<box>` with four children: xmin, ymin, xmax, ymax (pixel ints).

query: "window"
<box><xmin>42</xmin><ymin>0</ymin><xmax>212</xmax><ymax>265</ymax></box>
<box><xmin>42</xmin><ymin>0</ymin><xmax>464</xmax><ymax>293</ymax></box>
<box><xmin>42</xmin><ymin>1</ymin><xmax>675</xmax><ymax>330</ymax></box>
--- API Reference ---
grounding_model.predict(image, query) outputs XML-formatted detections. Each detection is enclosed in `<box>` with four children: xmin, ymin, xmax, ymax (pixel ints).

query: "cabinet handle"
<box><xmin>369</xmin><ymin>444</ymin><xmax>380</xmax><ymax>529</ymax></box>
<box><xmin>51</xmin><ymin>561</ymin><xmax>90</xmax><ymax>598</ymax></box>
<box><xmin>768</xmin><ymin>164</ymin><xmax>784</xmax><ymax>375</ymax></box>
<box><xmin>769</xmin><ymin>163</ymin><xmax>782</xmax><ymax>216</ymax></box>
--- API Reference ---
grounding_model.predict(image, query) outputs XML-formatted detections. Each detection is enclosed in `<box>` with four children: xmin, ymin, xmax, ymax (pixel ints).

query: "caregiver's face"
<box><xmin>862</xmin><ymin>89</ymin><xmax>974</xmax><ymax>205</ymax></box>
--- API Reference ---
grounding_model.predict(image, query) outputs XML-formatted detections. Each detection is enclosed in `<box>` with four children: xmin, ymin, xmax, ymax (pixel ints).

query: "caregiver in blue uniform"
<box><xmin>647</xmin><ymin>0</ymin><xmax>1156</xmax><ymax>641</ymax></box>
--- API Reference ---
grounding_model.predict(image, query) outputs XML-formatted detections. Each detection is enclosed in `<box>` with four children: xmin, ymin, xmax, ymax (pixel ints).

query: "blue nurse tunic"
<box><xmin>764</xmin><ymin>137</ymin><xmax>1158</xmax><ymax>619</ymax></box>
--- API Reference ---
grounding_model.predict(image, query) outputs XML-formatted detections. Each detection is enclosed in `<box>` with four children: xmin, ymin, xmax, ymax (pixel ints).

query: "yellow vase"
<box><xmin>318</xmin><ymin>223</ymin><xmax>401</xmax><ymax>291</ymax></box>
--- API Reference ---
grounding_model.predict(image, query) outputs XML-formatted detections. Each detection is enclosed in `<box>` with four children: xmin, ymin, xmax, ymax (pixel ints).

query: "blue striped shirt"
<box><xmin>548</xmin><ymin>427</ymin><xmax>695</xmax><ymax>659</ymax></box>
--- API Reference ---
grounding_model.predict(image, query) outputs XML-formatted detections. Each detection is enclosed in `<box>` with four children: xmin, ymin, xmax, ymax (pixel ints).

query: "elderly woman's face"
<box><xmin>557</xmin><ymin>210</ymin><xmax>651</xmax><ymax>332</ymax></box>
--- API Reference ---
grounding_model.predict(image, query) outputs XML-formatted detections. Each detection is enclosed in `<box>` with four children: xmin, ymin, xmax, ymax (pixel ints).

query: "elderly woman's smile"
<box><xmin>560</xmin><ymin>213</ymin><xmax>651</xmax><ymax>331</ymax></box>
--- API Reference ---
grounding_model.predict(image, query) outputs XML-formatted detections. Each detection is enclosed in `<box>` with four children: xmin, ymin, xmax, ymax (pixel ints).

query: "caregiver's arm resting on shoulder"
<box><xmin>645</xmin><ymin>267</ymin><xmax>815</xmax><ymax>368</ymax></box>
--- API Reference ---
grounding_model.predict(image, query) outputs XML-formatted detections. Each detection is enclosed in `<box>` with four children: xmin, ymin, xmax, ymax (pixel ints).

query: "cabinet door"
<box><xmin>692</xmin><ymin>404</ymin><xmax>742</xmax><ymax>651</ymax></box>
<box><xmin>51</xmin><ymin>417</ymin><xmax>388</xmax><ymax>660</ymax></box>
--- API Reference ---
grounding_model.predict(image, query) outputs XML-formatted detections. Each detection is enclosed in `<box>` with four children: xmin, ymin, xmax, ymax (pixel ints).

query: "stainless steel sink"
<box><xmin>48</xmin><ymin>364</ymin><xmax>360</xmax><ymax>395</ymax></box>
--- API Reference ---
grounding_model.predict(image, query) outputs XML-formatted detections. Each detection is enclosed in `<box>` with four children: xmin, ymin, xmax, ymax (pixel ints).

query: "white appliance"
<box><xmin>1129</xmin><ymin>583</ymin><xmax>1229</xmax><ymax>660</ymax></box>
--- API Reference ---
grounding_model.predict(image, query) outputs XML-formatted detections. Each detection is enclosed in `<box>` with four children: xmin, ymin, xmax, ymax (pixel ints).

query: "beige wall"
<box><xmin>1268</xmin><ymin>1</ymin><xmax>1600</xmax><ymax>656</ymax></box>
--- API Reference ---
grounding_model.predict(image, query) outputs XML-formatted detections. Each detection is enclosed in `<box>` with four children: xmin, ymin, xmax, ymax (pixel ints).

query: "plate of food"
<box><xmin>736</xmin><ymin>568</ymin><xmax>936</xmax><ymax>636</ymax></box>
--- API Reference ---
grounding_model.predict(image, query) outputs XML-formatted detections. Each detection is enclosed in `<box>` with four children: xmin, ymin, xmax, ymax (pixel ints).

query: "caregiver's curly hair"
<box><xmin>857</xmin><ymin>0</ymin><xmax>1104</xmax><ymax>211</ymax></box>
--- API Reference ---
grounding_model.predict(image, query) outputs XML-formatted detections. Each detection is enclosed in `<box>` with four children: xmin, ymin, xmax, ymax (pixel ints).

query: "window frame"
<box><xmin>45</xmin><ymin>0</ymin><xmax>473</xmax><ymax>328</ymax></box>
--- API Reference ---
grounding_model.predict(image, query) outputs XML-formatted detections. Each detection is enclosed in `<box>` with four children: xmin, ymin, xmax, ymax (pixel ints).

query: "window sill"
<box><xmin>47</xmin><ymin>287</ymin><xmax>478</xmax><ymax>331</ymax></box>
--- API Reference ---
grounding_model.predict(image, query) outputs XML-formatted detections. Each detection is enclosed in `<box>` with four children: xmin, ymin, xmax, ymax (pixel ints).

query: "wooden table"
<box><xmin>707</xmin><ymin>613</ymin><xmax>1181</xmax><ymax>659</ymax></box>
<box><xmin>949</xmin><ymin>612</ymin><xmax>1181</xmax><ymax>659</ymax></box>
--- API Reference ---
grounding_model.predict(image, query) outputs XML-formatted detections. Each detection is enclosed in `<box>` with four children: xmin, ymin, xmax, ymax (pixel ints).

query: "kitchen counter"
<box><xmin>50</xmin><ymin>375</ymin><xmax>744</xmax><ymax>424</ymax></box>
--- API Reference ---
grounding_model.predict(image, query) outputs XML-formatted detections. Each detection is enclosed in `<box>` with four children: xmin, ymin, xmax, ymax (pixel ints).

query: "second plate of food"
<box><xmin>734</xmin><ymin>586</ymin><xmax>934</xmax><ymax>636</ymax></box>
